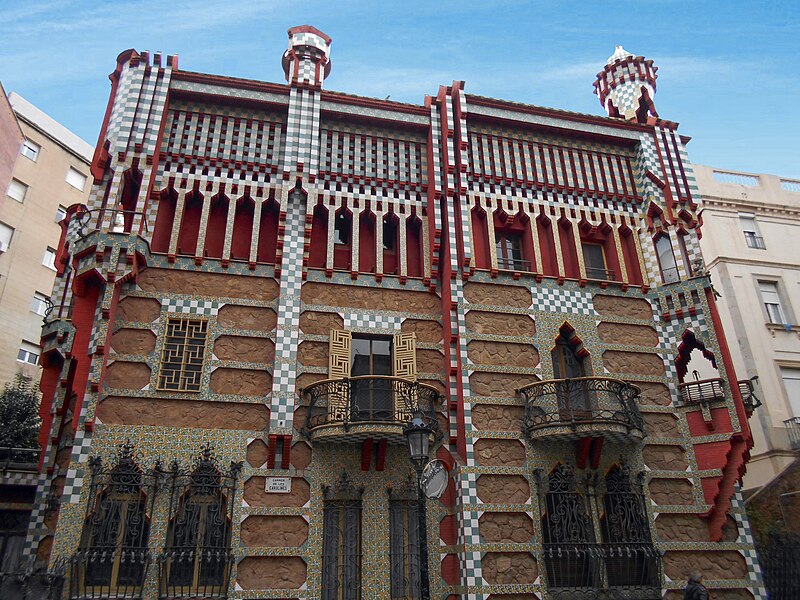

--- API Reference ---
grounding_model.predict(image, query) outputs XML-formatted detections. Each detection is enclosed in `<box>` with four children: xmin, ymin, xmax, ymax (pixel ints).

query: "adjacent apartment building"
<box><xmin>694</xmin><ymin>165</ymin><xmax>800</xmax><ymax>490</ymax></box>
<box><xmin>20</xmin><ymin>30</ymin><xmax>767</xmax><ymax>599</ymax></box>
<box><xmin>0</xmin><ymin>94</ymin><xmax>93</xmax><ymax>386</ymax></box>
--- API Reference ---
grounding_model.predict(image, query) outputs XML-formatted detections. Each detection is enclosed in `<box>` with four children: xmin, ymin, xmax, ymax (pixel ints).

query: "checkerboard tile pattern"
<box><xmin>21</xmin><ymin>472</ymin><xmax>49</xmax><ymax>560</ymax></box>
<box><xmin>269</xmin><ymin>191</ymin><xmax>305</xmax><ymax>432</ymax></box>
<box><xmin>342</xmin><ymin>312</ymin><xmax>403</xmax><ymax>332</ymax></box>
<box><xmin>161</xmin><ymin>298</ymin><xmax>222</xmax><ymax>316</ymax></box>
<box><xmin>531</xmin><ymin>284</ymin><xmax>596</xmax><ymax>315</ymax></box>
<box><xmin>729</xmin><ymin>484</ymin><xmax>767</xmax><ymax>599</ymax></box>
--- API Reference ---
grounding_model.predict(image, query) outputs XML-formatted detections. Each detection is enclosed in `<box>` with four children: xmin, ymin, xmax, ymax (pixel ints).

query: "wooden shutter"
<box><xmin>393</xmin><ymin>332</ymin><xmax>417</xmax><ymax>421</ymax></box>
<box><xmin>328</xmin><ymin>329</ymin><xmax>351</xmax><ymax>422</ymax></box>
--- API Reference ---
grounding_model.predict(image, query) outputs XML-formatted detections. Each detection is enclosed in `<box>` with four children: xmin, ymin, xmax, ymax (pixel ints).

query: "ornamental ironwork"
<box><xmin>737</xmin><ymin>379</ymin><xmax>762</xmax><ymax>416</ymax></box>
<box><xmin>536</xmin><ymin>463</ymin><xmax>661</xmax><ymax>599</ymax></box>
<box><xmin>157</xmin><ymin>445</ymin><xmax>241</xmax><ymax>599</ymax></box>
<box><xmin>322</xmin><ymin>471</ymin><xmax>363</xmax><ymax>600</ymax></box>
<box><xmin>677</xmin><ymin>377</ymin><xmax>725</xmax><ymax>407</ymax></box>
<box><xmin>388</xmin><ymin>477</ymin><xmax>422</xmax><ymax>600</ymax></box>
<box><xmin>69</xmin><ymin>443</ymin><xmax>157</xmax><ymax>600</ymax></box>
<box><xmin>301</xmin><ymin>376</ymin><xmax>442</xmax><ymax>441</ymax></box>
<box><xmin>0</xmin><ymin>558</ymin><xmax>66</xmax><ymax>600</ymax></box>
<box><xmin>519</xmin><ymin>377</ymin><xmax>645</xmax><ymax>441</ymax></box>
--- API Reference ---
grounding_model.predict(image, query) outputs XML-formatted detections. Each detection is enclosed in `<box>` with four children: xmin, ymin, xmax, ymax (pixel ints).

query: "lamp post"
<box><xmin>404</xmin><ymin>410</ymin><xmax>433</xmax><ymax>600</ymax></box>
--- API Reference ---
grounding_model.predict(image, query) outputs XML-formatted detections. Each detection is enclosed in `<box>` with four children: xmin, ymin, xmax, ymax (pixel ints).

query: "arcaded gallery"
<box><xmin>14</xmin><ymin>26</ymin><xmax>766</xmax><ymax>600</ymax></box>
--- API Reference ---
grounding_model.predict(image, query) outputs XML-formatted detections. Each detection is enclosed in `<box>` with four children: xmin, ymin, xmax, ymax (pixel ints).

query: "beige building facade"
<box><xmin>695</xmin><ymin>164</ymin><xmax>800</xmax><ymax>491</ymax></box>
<box><xmin>0</xmin><ymin>93</ymin><xmax>92</xmax><ymax>386</ymax></box>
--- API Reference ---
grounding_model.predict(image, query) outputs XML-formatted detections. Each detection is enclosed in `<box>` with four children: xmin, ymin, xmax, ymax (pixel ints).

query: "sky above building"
<box><xmin>2</xmin><ymin>0</ymin><xmax>798</xmax><ymax>178</ymax></box>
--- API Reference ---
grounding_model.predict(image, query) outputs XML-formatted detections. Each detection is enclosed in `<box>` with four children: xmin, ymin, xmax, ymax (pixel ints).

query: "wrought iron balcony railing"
<box><xmin>738</xmin><ymin>379</ymin><xmax>762</xmax><ymax>416</ymax></box>
<box><xmin>585</xmin><ymin>267</ymin><xmax>616</xmax><ymax>282</ymax></box>
<box><xmin>157</xmin><ymin>549</ymin><xmax>233</xmax><ymax>599</ymax></box>
<box><xmin>677</xmin><ymin>377</ymin><xmax>726</xmax><ymax>407</ymax></box>
<box><xmin>496</xmin><ymin>256</ymin><xmax>532</xmax><ymax>272</ymax></box>
<box><xmin>68</xmin><ymin>548</ymin><xmax>151</xmax><ymax>600</ymax></box>
<box><xmin>75</xmin><ymin>208</ymin><xmax>151</xmax><ymax>239</ymax></box>
<box><xmin>786</xmin><ymin>417</ymin><xmax>800</xmax><ymax>451</ymax></box>
<box><xmin>519</xmin><ymin>377</ymin><xmax>645</xmax><ymax>443</ymax></box>
<box><xmin>542</xmin><ymin>542</ymin><xmax>662</xmax><ymax>600</ymax></box>
<box><xmin>301</xmin><ymin>376</ymin><xmax>442</xmax><ymax>443</ymax></box>
<box><xmin>744</xmin><ymin>232</ymin><xmax>766</xmax><ymax>250</ymax></box>
<box><xmin>0</xmin><ymin>564</ymin><xmax>66</xmax><ymax>600</ymax></box>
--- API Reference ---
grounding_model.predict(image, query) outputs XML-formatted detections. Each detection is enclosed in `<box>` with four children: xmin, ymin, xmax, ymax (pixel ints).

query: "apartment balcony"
<box><xmin>786</xmin><ymin>417</ymin><xmax>800</xmax><ymax>451</ymax></box>
<box><xmin>519</xmin><ymin>377</ymin><xmax>645</xmax><ymax>443</ymax></box>
<box><xmin>496</xmin><ymin>256</ymin><xmax>532</xmax><ymax>272</ymax></box>
<box><xmin>542</xmin><ymin>542</ymin><xmax>662</xmax><ymax>600</ymax></box>
<box><xmin>68</xmin><ymin>548</ymin><xmax>150</xmax><ymax>600</ymax></box>
<box><xmin>300</xmin><ymin>376</ymin><xmax>442</xmax><ymax>444</ymax></box>
<box><xmin>677</xmin><ymin>378</ymin><xmax>726</xmax><ymax>407</ymax></box>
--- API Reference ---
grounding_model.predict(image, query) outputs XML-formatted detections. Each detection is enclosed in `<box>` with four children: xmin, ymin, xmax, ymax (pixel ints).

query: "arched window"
<box><xmin>551</xmin><ymin>324</ymin><xmax>593</xmax><ymax>414</ymax></box>
<box><xmin>655</xmin><ymin>234</ymin><xmax>679</xmax><ymax>284</ymax></box>
<box><xmin>72</xmin><ymin>445</ymin><xmax>154</xmax><ymax>598</ymax></box>
<box><xmin>160</xmin><ymin>448</ymin><xmax>240</xmax><ymax>599</ymax></box>
<box><xmin>536</xmin><ymin>214</ymin><xmax>558</xmax><ymax>277</ymax></box>
<box><xmin>116</xmin><ymin>168</ymin><xmax>142</xmax><ymax>233</ymax></box>
<box><xmin>359</xmin><ymin>210</ymin><xmax>377</xmax><ymax>273</ymax></box>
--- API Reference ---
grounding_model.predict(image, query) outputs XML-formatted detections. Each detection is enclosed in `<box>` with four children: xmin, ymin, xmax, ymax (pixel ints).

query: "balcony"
<box><xmin>519</xmin><ymin>377</ymin><xmax>645</xmax><ymax>443</ymax></box>
<box><xmin>68</xmin><ymin>548</ymin><xmax>150</xmax><ymax>600</ymax></box>
<box><xmin>0</xmin><ymin>447</ymin><xmax>40</xmax><ymax>472</ymax></box>
<box><xmin>786</xmin><ymin>417</ymin><xmax>800</xmax><ymax>451</ymax></box>
<box><xmin>738</xmin><ymin>379</ymin><xmax>762</xmax><ymax>416</ymax></box>
<box><xmin>542</xmin><ymin>542</ymin><xmax>662</xmax><ymax>600</ymax></box>
<box><xmin>678</xmin><ymin>378</ymin><xmax>726</xmax><ymax>407</ymax></box>
<box><xmin>585</xmin><ymin>266</ymin><xmax>615</xmax><ymax>282</ymax></box>
<box><xmin>301</xmin><ymin>376</ymin><xmax>442</xmax><ymax>444</ymax></box>
<box><xmin>496</xmin><ymin>256</ymin><xmax>531</xmax><ymax>272</ymax></box>
<box><xmin>157</xmin><ymin>549</ymin><xmax>233</xmax><ymax>599</ymax></box>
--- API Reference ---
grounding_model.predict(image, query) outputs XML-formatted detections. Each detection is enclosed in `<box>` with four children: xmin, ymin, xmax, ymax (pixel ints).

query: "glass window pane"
<box><xmin>66</xmin><ymin>167</ymin><xmax>87</xmax><ymax>191</ymax></box>
<box><xmin>656</xmin><ymin>236</ymin><xmax>678</xmax><ymax>283</ymax></box>
<box><xmin>7</xmin><ymin>179</ymin><xmax>27</xmax><ymax>202</ymax></box>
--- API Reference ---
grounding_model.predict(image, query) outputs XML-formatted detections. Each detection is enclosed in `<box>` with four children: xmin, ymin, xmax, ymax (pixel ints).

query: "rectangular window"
<box><xmin>759</xmin><ymin>281</ymin><xmax>786</xmax><ymax>324</ymax></box>
<box><xmin>157</xmin><ymin>318</ymin><xmax>208</xmax><ymax>392</ymax></box>
<box><xmin>7</xmin><ymin>178</ymin><xmax>27</xmax><ymax>202</ymax></box>
<box><xmin>495</xmin><ymin>230</ymin><xmax>527</xmax><ymax>271</ymax></box>
<box><xmin>322</xmin><ymin>500</ymin><xmax>361</xmax><ymax>600</ymax></box>
<box><xmin>582</xmin><ymin>243</ymin><xmax>610</xmax><ymax>280</ymax></box>
<box><xmin>781</xmin><ymin>368</ymin><xmax>800</xmax><ymax>417</ymax></box>
<box><xmin>31</xmin><ymin>292</ymin><xmax>50</xmax><ymax>317</ymax></box>
<box><xmin>655</xmin><ymin>235</ymin><xmax>679</xmax><ymax>283</ymax></box>
<box><xmin>17</xmin><ymin>341</ymin><xmax>40</xmax><ymax>365</ymax></box>
<box><xmin>66</xmin><ymin>167</ymin><xmax>88</xmax><ymax>191</ymax></box>
<box><xmin>739</xmin><ymin>213</ymin><xmax>766</xmax><ymax>249</ymax></box>
<box><xmin>0</xmin><ymin>510</ymin><xmax>31</xmax><ymax>573</ymax></box>
<box><xmin>0</xmin><ymin>222</ymin><xmax>14</xmax><ymax>252</ymax></box>
<box><xmin>389</xmin><ymin>500</ymin><xmax>421</xmax><ymax>599</ymax></box>
<box><xmin>42</xmin><ymin>247</ymin><xmax>57</xmax><ymax>270</ymax></box>
<box><xmin>21</xmin><ymin>139</ymin><xmax>40</xmax><ymax>162</ymax></box>
<box><xmin>55</xmin><ymin>206</ymin><xmax>67</xmax><ymax>223</ymax></box>
<box><xmin>351</xmin><ymin>335</ymin><xmax>393</xmax><ymax>420</ymax></box>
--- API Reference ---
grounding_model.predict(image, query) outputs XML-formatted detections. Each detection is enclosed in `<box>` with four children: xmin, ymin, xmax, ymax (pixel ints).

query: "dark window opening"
<box><xmin>322</xmin><ymin>499</ymin><xmax>361</xmax><ymax>600</ymax></box>
<box><xmin>351</xmin><ymin>335</ymin><xmax>393</xmax><ymax>421</ymax></box>
<box><xmin>389</xmin><ymin>499</ymin><xmax>421</xmax><ymax>599</ymax></box>
<box><xmin>383</xmin><ymin>217</ymin><xmax>397</xmax><ymax>251</ymax></box>
<box><xmin>582</xmin><ymin>243</ymin><xmax>611</xmax><ymax>280</ymax></box>
<box><xmin>655</xmin><ymin>235</ymin><xmax>679</xmax><ymax>284</ymax></box>
<box><xmin>335</xmin><ymin>212</ymin><xmax>352</xmax><ymax>245</ymax></box>
<box><xmin>495</xmin><ymin>230</ymin><xmax>528</xmax><ymax>271</ymax></box>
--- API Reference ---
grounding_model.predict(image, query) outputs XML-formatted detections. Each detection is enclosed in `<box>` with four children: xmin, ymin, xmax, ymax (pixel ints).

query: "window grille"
<box><xmin>157</xmin><ymin>318</ymin><xmax>208</xmax><ymax>392</ymax></box>
<box><xmin>389</xmin><ymin>480</ymin><xmax>421</xmax><ymax>599</ymax></box>
<box><xmin>70</xmin><ymin>444</ymin><xmax>157</xmax><ymax>600</ymax></box>
<box><xmin>322</xmin><ymin>472</ymin><xmax>363</xmax><ymax>600</ymax></box>
<box><xmin>158</xmin><ymin>446</ymin><xmax>241</xmax><ymax>599</ymax></box>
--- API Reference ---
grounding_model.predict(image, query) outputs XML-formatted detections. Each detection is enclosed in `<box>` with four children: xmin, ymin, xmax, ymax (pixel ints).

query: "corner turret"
<box><xmin>593</xmin><ymin>45</ymin><xmax>658</xmax><ymax>123</ymax></box>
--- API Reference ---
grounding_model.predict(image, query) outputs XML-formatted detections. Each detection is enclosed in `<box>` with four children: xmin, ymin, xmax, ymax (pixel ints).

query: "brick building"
<box><xmin>21</xmin><ymin>28</ymin><xmax>765</xmax><ymax>599</ymax></box>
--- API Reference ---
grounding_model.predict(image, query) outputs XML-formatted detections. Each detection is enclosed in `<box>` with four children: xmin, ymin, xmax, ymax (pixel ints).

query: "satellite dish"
<box><xmin>420</xmin><ymin>459</ymin><xmax>448</xmax><ymax>499</ymax></box>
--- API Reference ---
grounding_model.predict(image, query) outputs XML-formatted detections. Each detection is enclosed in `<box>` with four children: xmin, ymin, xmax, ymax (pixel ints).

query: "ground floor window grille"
<box><xmin>159</xmin><ymin>446</ymin><xmax>241</xmax><ymax>599</ymax></box>
<box><xmin>537</xmin><ymin>463</ymin><xmax>661</xmax><ymax>599</ymax></box>
<box><xmin>389</xmin><ymin>480</ymin><xmax>421</xmax><ymax>599</ymax></box>
<box><xmin>321</xmin><ymin>473</ymin><xmax>363</xmax><ymax>600</ymax></box>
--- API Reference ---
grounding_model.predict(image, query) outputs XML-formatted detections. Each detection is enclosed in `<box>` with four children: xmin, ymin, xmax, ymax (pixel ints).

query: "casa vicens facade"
<box><xmin>22</xmin><ymin>26</ymin><xmax>766</xmax><ymax>600</ymax></box>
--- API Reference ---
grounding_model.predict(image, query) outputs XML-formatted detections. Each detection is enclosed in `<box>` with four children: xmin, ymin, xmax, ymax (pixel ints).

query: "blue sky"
<box><xmin>2</xmin><ymin>0</ymin><xmax>798</xmax><ymax>178</ymax></box>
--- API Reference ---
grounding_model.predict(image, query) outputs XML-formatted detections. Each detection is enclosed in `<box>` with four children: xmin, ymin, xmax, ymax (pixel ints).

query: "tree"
<box><xmin>0</xmin><ymin>373</ymin><xmax>41</xmax><ymax>450</ymax></box>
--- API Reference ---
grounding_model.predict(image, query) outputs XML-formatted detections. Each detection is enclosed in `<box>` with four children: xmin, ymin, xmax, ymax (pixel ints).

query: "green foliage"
<box><xmin>0</xmin><ymin>373</ymin><xmax>41</xmax><ymax>449</ymax></box>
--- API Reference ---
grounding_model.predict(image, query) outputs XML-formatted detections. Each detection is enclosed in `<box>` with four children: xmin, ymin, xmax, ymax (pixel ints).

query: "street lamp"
<box><xmin>404</xmin><ymin>410</ymin><xmax>433</xmax><ymax>600</ymax></box>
